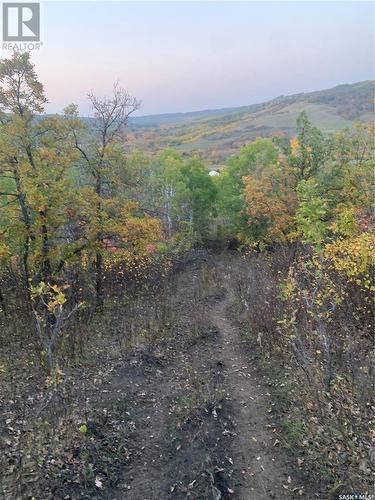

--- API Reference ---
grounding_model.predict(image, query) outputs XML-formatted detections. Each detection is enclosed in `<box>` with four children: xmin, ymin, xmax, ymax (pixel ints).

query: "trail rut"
<box><xmin>210</xmin><ymin>261</ymin><xmax>303</xmax><ymax>499</ymax></box>
<box><xmin>105</xmin><ymin>254</ymin><xmax>309</xmax><ymax>500</ymax></box>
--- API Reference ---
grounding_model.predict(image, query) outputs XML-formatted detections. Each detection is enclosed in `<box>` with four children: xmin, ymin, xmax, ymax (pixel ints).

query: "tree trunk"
<box><xmin>95</xmin><ymin>251</ymin><xmax>103</xmax><ymax>308</ymax></box>
<box><xmin>95</xmin><ymin>173</ymin><xmax>103</xmax><ymax>308</ymax></box>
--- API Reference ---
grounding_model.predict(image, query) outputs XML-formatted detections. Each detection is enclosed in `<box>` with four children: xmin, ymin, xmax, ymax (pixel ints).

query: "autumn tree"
<box><xmin>0</xmin><ymin>52</ymin><xmax>80</xmax><ymax>293</ymax></box>
<box><xmin>243</xmin><ymin>160</ymin><xmax>297</xmax><ymax>245</ymax></box>
<box><xmin>66</xmin><ymin>83</ymin><xmax>141</xmax><ymax>307</ymax></box>
<box><xmin>216</xmin><ymin>138</ymin><xmax>278</xmax><ymax>239</ymax></box>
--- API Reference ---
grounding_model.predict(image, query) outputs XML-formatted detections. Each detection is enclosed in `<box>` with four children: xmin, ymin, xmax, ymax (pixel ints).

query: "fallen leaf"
<box><xmin>95</xmin><ymin>477</ymin><xmax>103</xmax><ymax>489</ymax></box>
<box><xmin>79</xmin><ymin>424</ymin><xmax>87</xmax><ymax>434</ymax></box>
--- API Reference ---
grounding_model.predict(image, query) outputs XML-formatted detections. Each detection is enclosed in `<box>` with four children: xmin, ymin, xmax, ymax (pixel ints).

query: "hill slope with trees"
<box><xmin>0</xmin><ymin>53</ymin><xmax>374</xmax><ymax>499</ymax></box>
<box><xmin>127</xmin><ymin>80</ymin><xmax>374</xmax><ymax>165</ymax></box>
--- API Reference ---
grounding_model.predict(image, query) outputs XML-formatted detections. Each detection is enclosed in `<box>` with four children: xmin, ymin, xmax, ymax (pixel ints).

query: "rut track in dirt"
<box><xmin>210</xmin><ymin>258</ymin><xmax>307</xmax><ymax>499</ymax></box>
<box><xmin>104</xmin><ymin>252</ymin><xmax>311</xmax><ymax>500</ymax></box>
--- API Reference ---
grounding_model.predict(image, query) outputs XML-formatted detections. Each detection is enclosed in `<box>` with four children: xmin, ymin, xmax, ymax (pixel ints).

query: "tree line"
<box><xmin>0</xmin><ymin>51</ymin><xmax>373</xmax><ymax>494</ymax></box>
<box><xmin>0</xmin><ymin>51</ymin><xmax>373</xmax><ymax>373</ymax></box>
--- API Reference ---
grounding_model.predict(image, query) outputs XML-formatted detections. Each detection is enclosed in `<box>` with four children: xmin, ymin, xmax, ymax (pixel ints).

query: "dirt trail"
<box><xmin>211</xmin><ymin>259</ymin><xmax>300</xmax><ymax>499</ymax></box>
<box><xmin>105</xmin><ymin>253</ymin><xmax>308</xmax><ymax>500</ymax></box>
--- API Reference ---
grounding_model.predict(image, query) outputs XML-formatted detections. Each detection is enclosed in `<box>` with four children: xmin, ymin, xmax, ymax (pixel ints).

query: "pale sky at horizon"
<box><xmin>7</xmin><ymin>1</ymin><xmax>374</xmax><ymax>116</ymax></box>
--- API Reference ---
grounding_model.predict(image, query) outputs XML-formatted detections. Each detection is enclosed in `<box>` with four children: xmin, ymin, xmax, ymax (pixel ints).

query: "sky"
<box><xmin>8</xmin><ymin>1</ymin><xmax>374</xmax><ymax>116</ymax></box>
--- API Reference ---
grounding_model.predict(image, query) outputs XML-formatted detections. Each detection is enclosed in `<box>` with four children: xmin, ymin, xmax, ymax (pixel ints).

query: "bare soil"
<box><xmin>1</xmin><ymin>251</ymin><xmax>314</xmax><ymax>499</ymax></box>
<box><xmin>103</xmin><ymin>253</ymin><xmax>312</xmax><ymax>499</ymax></box>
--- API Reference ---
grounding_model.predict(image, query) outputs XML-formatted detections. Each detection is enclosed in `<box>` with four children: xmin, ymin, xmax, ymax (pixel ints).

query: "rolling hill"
<box><xmin>127</xmin><ymin>80</ymin><xmax>374</xmax><ymax>165</ymax></box>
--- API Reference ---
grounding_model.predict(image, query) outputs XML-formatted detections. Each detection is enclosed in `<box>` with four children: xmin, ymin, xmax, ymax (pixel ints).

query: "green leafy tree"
<box><xmin>181</xmin><ymin>157</ymin><xmax>217</xmax><ymax>238</ymax></box>
<box><xmin>295</xmin><ymin>179</ymin><xmax>328</xmax><ymax>246</ymax></box>
<box><xmin>148</xmin><ymin>149</ymin><xmax>189</xmax><ymax>238</ymax></box>
<box><xmin>289</xmin><ymin>111</ymin><xmax>330</xmax><ymax>181</ymax></box>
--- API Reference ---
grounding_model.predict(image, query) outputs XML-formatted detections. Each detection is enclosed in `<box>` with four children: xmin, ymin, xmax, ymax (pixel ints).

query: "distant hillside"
<box><xmin>127</xmin><ymin>81</ymin><xmax>374</xmax><ymax>165</ymax></box>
